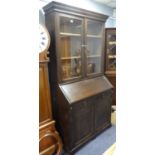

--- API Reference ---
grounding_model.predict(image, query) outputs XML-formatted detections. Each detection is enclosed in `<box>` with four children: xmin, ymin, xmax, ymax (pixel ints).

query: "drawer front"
<box><xmin>39</xmin><ymin>122</ymin><xmax>58</xmax><ymax>155</ymax></box>
<box><xmin>94</xmin><ymin>92</ymin><xmax>112</xmax><ymax>131</ymax></box>
<box><xmin>71</xmin><ymin>99</ymin><xmax>94</xmax><ymax>146</ymax></box>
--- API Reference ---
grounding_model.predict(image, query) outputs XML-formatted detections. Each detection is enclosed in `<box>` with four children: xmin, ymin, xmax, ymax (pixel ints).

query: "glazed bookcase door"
<box><xmin>105</xmin><ymin>29</ymin><xmax>116</xmax><ymax>72</ymax></box>
<box><xmin>85</xmin><ymin>20</ymin><xmax>104</xmax><ymax>77</ymax></box>
<box><xmin>58</xmin><ymin>15</ymin><xmax>84</xmax><ymax>82</ymax></box>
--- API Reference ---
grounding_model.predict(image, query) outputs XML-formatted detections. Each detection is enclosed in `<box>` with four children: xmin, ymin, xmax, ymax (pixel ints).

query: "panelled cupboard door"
<box><xmin>94</xmin><ymin>92</ymin><xmax>112</xmax><ymax>131</ymax></box>
<box><xmin>39</xmin><ymin>63</ymin><xmax>52</xmax><ymax>124</ymax></box>
<box><xmin>71</xmin><ymin>100</ymin><xmax>94</xmax><ymax>147</ymax></box>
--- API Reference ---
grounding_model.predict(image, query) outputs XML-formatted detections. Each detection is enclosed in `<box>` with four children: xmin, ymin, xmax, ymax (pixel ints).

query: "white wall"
<box><xmin>39</xmin><ymin>0</ymin><xmax>116</xmax><ymax>27</ymax></box>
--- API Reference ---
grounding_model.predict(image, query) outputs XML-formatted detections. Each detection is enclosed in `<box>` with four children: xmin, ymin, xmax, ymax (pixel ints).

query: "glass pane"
<box><xmin>86</xmin><ymin>37</ymin><xmax>103</xmax><ymax>75</ymax></box>
<box><xmin>87</xmin><ymin>20</ymin><xmax>103</xmax><ymax>36</ymax></box>
<box><xmin>87</xmin><ymin>38</ymin><xmax>102</xmax><ymax>56</ymax></box>
<box><xmin>86</xmin><ymin>20</ymin><xmax>103</xmax><ymax>75</ymax></box>
<box><xmin>87</xmin><ymin>57</ymin><xmax>101</xmax><ymax>75</ymax></box>
<box><xmin>60</xmin><ymin>16</ymin><xmax>82</xmax><ymax>81</ymax></box>
<box><xmin>60</xmin><ymin>16</ymin><xmax>82</xmax><ymax>34</ymax></box>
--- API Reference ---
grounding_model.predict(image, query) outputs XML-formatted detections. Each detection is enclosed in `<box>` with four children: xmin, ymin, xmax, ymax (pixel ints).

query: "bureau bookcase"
<box><xmin>43</xmin><ymin>2</ymin><xmax>113</xmax><ymax>154</ymax></box>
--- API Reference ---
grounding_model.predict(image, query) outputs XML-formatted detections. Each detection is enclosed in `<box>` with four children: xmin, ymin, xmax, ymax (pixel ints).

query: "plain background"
<box><xmin>0</xmin><ymin>0</ymin><xmax>155</xmax><ymax>154</ymax></box>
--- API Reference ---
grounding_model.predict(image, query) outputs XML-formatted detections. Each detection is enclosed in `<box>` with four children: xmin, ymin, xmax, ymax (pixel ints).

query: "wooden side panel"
<box><xmin>56</xmin><ymin>87</ymin><xmax>71</xmax><ymax>150</ymax></box>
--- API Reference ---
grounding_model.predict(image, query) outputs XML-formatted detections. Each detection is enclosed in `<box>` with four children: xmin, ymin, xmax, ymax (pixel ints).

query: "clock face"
<box><xmin>39</xmin><ymin>24</ymin><xmax>50</xmax><ymax>53</ymax></box>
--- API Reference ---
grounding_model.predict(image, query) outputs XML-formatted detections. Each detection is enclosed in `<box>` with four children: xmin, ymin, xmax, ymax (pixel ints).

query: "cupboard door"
<box><xmin>94</xmin><ymin>92</ymin><xmax>111</xmax><ymax>131</ymax></box>
<box><xmin>58</xmin><ymin>15</ymin><xmax>84</xmax><ymax>82</ymax></box>
<box><xmin>85</xmin><ymin>20</ymin><xmax>104</xmax><ymax>76</ymax></box>
<box><xmin>71</xmin><ymin>100</ymin><xmax>94</xmax><ymax>146</ymax></box>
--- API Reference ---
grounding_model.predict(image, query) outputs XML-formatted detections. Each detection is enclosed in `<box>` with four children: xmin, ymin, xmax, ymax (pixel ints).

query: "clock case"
<box><xmin>39</xmin><ymin>25</ymin><xmax>63</xmax><ymax>155</ymax></box>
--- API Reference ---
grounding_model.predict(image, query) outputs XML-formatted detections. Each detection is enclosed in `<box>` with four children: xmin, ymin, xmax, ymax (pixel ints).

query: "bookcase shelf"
<box><xmin>87</xmin><ymin>54</ymin><xmax>101</xmax><ymax>57</ymax></box>
<box><xmin>108</xmin><ymin>41</ymin><xmax>116</xmax><ymax>45</ymax></box>
<box><xmin>60</xmin><ymin>32</ymin><xmax>81</xmax><ymax>37</ymax></box>
<box><xmin>108</xmin><ymin>55</ymin><xmax>116</xmax><ymax>59</ymax></box>
<box><xmin>87</xmin><ymin>35</ymin><xmax>102</xmax><ymax>38</ymax></box>
<box><xmin>61</xmin><ymin>56</ymin><xmax>81</xmax><ymax>60</ymax></box>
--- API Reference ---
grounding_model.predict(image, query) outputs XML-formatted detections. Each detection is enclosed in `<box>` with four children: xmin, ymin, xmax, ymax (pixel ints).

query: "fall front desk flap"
<box><xmin>59</xmin><ymin>76</ymin><xmax>113</xmax><ymax>104</ymax></box>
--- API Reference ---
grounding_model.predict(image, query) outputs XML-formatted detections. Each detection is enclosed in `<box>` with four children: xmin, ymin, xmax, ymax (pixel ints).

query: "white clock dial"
<box><xmin>39</xmin><ymin>24</ymin><xmax>50</xmax><ymax>53</ymax></box>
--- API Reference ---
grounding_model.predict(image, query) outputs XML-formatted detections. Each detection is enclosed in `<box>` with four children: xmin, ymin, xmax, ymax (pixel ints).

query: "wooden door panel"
<box><xmin>71</xmin><ymin>100</ymin><xmax>94</xmax><ymax>145</ymax></box>
<box><xmin>94</xmin><ymin>92</ymin><xmax>111</xmax><ymax>131</ymax></box>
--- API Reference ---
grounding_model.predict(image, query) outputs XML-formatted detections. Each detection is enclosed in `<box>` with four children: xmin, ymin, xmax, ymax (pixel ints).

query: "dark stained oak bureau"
<box><xmin>43</xmin><ymin>2</ymin><xmax>113</xmax><ymax>154</ymax></box>
<box><xmin>57</xmin><ymin>77</ymin><xmax>113</xmax><ymax>154</ymax></box>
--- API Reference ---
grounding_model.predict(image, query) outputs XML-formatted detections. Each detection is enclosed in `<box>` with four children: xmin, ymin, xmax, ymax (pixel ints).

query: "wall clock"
<box><xmin>39</xmin><ymin>24</ymin><xmax>50</xmax><ymax>53</ymax></box>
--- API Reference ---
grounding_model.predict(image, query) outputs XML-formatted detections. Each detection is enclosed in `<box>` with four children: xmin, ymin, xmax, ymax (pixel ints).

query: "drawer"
<box><xmin>39</xmin><ymin>121</ymin><xmax>58</xmax><ymax>155</ymax></box>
